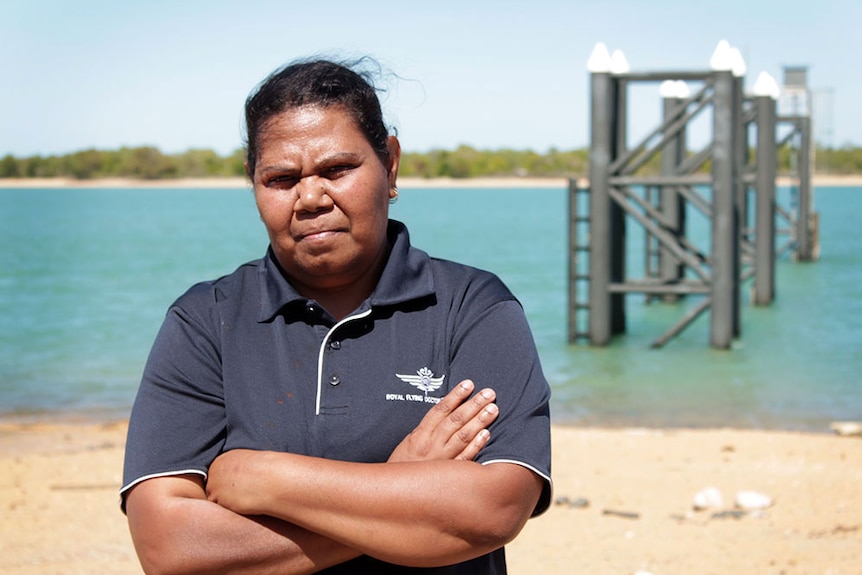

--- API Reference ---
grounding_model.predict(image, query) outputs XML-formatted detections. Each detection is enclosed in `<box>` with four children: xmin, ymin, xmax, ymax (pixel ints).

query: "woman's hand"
<box><xmin>388</xmin><ymin>379</ymin><xmax>499</xmax><ymax>463</ymax></box>
<box><xmin>207</xmin><ymin>379</ymin><xmax>498</xmax><ymax>514</ymax></box>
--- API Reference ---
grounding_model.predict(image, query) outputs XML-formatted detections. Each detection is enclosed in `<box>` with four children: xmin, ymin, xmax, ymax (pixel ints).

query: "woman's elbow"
<box><xmin>125</xmin><ymin>478</ymin><xmax>213</xmax><ymax>575</ymax></box>
<box><xmin>128</xmin><ymin>516</ymin><xmax>206</xmax><ymax>575</ymax></box>
<box><xmin>135</xmin><ymin>550</ymin><xmax>183</xmax><ymax>575</ymax></box>
<box><xmin>467</xmin><ymin>467</ymin><xmax>544</xmax><ymax>547</ymax></box>
<box><xmin>452</xmin><ymin>474</ymin><xmax>542</xmax><ymax>552</ymax></box>
<box><xmin>470</xmin><ymin>503</ymin><xmax>533</xmax><ymax>549</ymax></box>
<box><xmin>127</xmin><ymin>530</ymin><xmax>185</xmax><ymax>575</ymax></box>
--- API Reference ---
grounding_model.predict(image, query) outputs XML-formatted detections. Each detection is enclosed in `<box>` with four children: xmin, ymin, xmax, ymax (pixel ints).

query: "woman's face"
<box><xmin>251</xmin><ymin>105</ymin><xmax>400</xmax><ymax>298</ymax></box>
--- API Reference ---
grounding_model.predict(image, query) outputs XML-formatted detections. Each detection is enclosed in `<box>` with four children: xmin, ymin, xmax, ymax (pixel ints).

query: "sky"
<box><xmin>2</xmin><ymin>0</ymin><xmax>859</xmax><ymax>158</ymax></box>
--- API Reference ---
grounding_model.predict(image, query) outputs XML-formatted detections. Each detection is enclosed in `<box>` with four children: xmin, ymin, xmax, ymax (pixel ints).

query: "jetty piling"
<box><xmin>654</xmin><ymin>82</ymin><xmax>688</xmax><ymax>303</ymax></box>
<box><xmin>753</xmin><ymin>83</ymin><xmax>777</xmax><ymax>306</ymax></box>
<box><xmin>569</xmin><ymin>41</ymin><xmax>817</xmax><ymax>349</ymax></box>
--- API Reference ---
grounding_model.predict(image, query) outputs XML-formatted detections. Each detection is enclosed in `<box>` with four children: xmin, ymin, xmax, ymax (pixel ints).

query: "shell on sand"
<box><xmin>735</xmin><ymin>490</ymin><xmax>773</xmax><ymax>510</ymax></box>
<box><xmin>830</xmin><ymin>421</ymin><xmax>862</xmax><ymax>437</ymax></box>
<box><xmin>692</xmin><ymin>487</ymin><xmax>724</xmax><ymax>510</ymax></box>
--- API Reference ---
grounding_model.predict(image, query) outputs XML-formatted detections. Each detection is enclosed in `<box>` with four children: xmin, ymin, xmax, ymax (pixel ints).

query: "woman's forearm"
<box><xmin>208</xmin><ymin>454</ymin><xmax>542</xmax><ymax>567</ymax></box>
<box><xmin>126</xmin><ymin>475</ymin><xmax>361</xmax><ymax>575</ymax></box>
<box><xmin>205</xmin><ymin>381</ymin><xmax>541</xmax><ymax>567</ymax></box>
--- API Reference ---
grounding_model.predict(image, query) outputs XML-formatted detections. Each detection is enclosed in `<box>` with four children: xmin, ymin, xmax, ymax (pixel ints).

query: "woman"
<box><xmin>122</xmin><ymin>58</ymin><xmax>551</xmax><ymax>575</ymax></box>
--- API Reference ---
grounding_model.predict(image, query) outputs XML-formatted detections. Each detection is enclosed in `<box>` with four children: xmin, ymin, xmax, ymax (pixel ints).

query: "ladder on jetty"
<box><xmin>567</xmin><ymin>179</ymin><xmax>592</xmax><ymax>341</ymax></box>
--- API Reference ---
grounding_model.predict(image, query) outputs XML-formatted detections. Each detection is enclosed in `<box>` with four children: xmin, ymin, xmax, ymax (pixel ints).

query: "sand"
<box><xmin>1</xmin><ymin>419</ymin><xmax>859</xmax><ymax>575</ymax></box>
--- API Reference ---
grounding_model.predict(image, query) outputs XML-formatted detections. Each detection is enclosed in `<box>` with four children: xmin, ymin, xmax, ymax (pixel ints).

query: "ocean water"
<box><xmin>1</xmin><ymin>184</ymin><xmax>859</xmax><ymax>431</ymax></box>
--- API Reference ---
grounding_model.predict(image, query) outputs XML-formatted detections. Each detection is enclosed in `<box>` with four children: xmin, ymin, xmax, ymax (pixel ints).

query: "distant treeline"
<box><xmin>2</xmin><ymin>144</ymin><xmax>861</xmax><ymax>180</ymax></box>
<box><xmin>0</xmin><ymin>148</ymin><xmax>247</xmax><ymax>180</ymax></box>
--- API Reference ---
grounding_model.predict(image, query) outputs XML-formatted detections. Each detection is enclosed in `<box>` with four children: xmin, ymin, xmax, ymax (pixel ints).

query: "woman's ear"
<box><xmin>386</xmin><ymin>136</ymin><xmax>401</xmax><ymax>188</ymax></box>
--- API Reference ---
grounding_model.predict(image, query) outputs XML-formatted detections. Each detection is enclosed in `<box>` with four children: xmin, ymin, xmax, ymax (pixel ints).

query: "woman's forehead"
<box><xmin>258</xmin><ymin>106</ymin><xmax>363</xmax><ymax>143</ymax></box>
<box><xmin>254</xmin><ymin>107</ymin><xmax>375</xmax><ymax>168</ymax></box>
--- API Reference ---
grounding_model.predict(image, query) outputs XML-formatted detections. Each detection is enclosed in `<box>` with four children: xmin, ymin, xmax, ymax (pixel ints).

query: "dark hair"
<box><xmin>244</xmin><ymin>58</ymin><xmax>391</xmax><ymax>179</ymax></box>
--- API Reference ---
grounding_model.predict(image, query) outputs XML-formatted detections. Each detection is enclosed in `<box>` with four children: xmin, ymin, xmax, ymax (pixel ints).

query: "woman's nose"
<box><xmin>293</xmin><ymin>177</ymin><xmax>333</xmax><ymax>213</ymax></box>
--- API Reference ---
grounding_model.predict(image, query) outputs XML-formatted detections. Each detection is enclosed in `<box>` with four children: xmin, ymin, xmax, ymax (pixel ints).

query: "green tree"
<box><xmin>0</xmin><ymin>154</ymin><xmax>19</xmax><ymax>177</ymax></box>
<box><xmin>227</xmin><ymin>148</ymin><xmax>248</xmax><ymax>177</ymax></box>
<box><xmin>2</xmin><ymin>145</ymin><xmax>862</xmax><ymax>181</ymax></box>
<box><xmin>64</xmin><ymin>149</ymin><xmax>105</xmax><ymax>179</ymax></box>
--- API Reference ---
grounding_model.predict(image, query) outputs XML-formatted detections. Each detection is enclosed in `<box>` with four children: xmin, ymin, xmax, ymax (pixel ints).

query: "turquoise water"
<box><xmin>1</xmin><ymin>185</ymin><xmax>859</xmax><ymax>431</ymax></box>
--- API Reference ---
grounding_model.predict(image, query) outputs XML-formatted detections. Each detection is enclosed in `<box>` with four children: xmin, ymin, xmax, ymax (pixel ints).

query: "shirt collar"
<box><xmin>257</xmin><ymin>220</ymin><xmax>435</xmax><ymax>322</ymax></box>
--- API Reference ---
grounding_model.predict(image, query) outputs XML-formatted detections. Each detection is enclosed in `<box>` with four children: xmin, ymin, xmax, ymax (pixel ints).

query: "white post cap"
<box><xmin>610</xmin><ymin>49</ymin><xmax>630</xmax><ymax>74</ymax></box>
<box><xmin>587</xmin><ymin>42</ymin><xmax>612</xmax><ymax>73</ymax></box>
<box><xmin>729</xmin><ymin>47</ymin><xmax>747</xmax><ymax>77</ymax></box>
<box><xmin>659</xmin><ymin>80</ymin><xmax>677</xmax><ymax>98</ymax></box>
<box><xmin>659</xmin><ymin>80</ymin><xmax>691</xmax><ymax>99</ymax></box>
<box><xmin>709</xmin><ymin>39</ymin><xmax>733</xmax><ymax>71</ymax></box>
<box><xmin>752</xmin><ymin>71</ymin><xmax>780</xmax><ymax>99</ymax></box>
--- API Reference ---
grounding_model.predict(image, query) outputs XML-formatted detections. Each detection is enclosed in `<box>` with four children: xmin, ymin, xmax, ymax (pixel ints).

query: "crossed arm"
<box><xmin>125</xmin><ymin>380</ymin><xmax>544</xmax><ymax>575</ymax></box>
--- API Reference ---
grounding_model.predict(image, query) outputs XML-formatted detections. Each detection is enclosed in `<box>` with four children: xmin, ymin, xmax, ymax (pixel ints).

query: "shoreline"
<box><xmin>1</xmin><ymin>174</ymin><xmax>862</xmax><ymax>189</ymax></box>
<box><xmin>1</xmin><ymin>419</ymin><xmax>859</xmax><ymax>574</ymax></box>
<box><xmin>0</xmin><ymin>406</ymin><xmax>851</xmax><ymax>436</ymax></box>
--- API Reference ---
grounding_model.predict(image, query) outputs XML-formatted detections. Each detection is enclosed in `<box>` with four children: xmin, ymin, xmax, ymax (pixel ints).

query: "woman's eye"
<box><xmin>267</xmin><ymin>175</ymin><xmax>298</xmax><ymax>188</ymax></box>
<box><xmin>326</xmin><ymin>164</ymin><xmax>354</xmax><ymax>178</ymax></box>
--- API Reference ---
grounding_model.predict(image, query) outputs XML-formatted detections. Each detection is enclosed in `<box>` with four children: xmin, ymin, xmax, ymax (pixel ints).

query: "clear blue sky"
<box><xmin>2</xmin><ymin>0</ymin><xmax>859</xmax><ymax>157</ymax></box>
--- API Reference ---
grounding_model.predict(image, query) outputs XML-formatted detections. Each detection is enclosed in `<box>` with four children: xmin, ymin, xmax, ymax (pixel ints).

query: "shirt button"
<box><xmin>329</xmin><ymin>375</ymin><xmax>341</xmax><ymax>386</ymax></box>
<box><xmin>329</xmin><ymin>340</ymin><xmax>341</xmax><ymax>351</ymax></box>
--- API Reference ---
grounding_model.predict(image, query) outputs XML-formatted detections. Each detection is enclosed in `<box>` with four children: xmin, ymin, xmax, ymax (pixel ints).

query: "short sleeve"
<box><xmin>121</xmin><ymin>292</ymin><xmax>227</xmax><ymax>509</ymax></box>
<box><xmin>448</xmin><ymin>295</ymin><xmax>552</xmax><ymax>516</ymax></box>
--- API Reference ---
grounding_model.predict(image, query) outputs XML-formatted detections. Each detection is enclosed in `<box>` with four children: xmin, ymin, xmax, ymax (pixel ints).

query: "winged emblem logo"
<box><xmin>395</xmin><ymin>367</ymin><xmax>445</xmax><ymax>395</ymax></box>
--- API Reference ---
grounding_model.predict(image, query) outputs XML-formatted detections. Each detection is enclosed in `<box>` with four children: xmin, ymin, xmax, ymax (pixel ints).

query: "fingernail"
<box><xmin>484</xmin><ymin>404</ymin><xmax>498</xmax><ymax>414</ymax></box>
<box><xmin>481</xmin><ymin>388</ymin><xmax>495</xmax><ymax>399</ymax></box>
<box><xmin>460</xmin><ymin>380</ymin><xmax>474</xmax><ymax>390</ymax></box>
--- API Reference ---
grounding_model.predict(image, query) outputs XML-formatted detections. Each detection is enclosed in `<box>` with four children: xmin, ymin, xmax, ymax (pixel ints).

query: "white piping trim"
<box><xmin>482</xmin><ymin>458</ymin><xmax>554</xmax><ymax>516</ymax></box>
<box><xmin>119</xmin><ymin>469</ymin><xmax>207</xmax><ymax>496</ymax></box>
<box><xmin>481</xmin><ymin>458</ymin><xmax>553</xmax><ymax>486</ymax></box>
<box><xmin>314</xmin><ymin>308</ymin><xmax>373</xmax><ymax>415</ymax></box>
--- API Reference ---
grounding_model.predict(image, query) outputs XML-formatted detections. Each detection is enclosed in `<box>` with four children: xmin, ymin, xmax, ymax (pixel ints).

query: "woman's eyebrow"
<box><xmin>257</xmin><ymin>164</ymin><xmax>301</xmax><ymax>178</ymax></box>
<box><xmin>256</xmin><ymin>149</ymin><xmax>370</xmax><ymax>182</ymax></box>
<box><xmin>316</xmin><ymin>151</ymin><xmax>362</xmax><ymax>165</ymax></box>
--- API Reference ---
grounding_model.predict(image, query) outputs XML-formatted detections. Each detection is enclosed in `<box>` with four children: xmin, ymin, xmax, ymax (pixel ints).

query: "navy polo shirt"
<box><xmin>122</xmin><ymin>220</ymin><xmax>551</xmax><ymax>574</ymax></box>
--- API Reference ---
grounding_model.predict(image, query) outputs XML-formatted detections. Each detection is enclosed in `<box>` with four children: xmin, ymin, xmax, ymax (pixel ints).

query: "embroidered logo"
<box><xmin>395</xmin><ymin>367</ymin><xmax>445</xmax><ymax>396</ymax></box>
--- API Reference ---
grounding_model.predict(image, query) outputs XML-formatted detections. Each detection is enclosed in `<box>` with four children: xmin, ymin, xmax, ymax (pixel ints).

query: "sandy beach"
<box><xmin>1</xmin><ymin>419</ymin><xmax>859</xmax><ymax>575</ymax></box>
